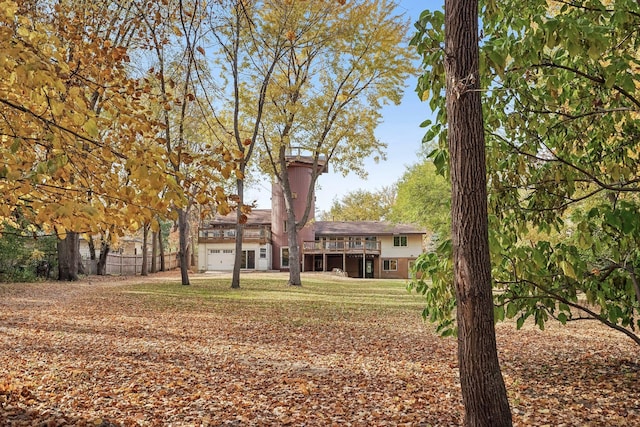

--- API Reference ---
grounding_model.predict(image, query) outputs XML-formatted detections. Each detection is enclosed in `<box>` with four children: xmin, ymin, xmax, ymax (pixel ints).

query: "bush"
<box><xmin>0</xmin><ymin>224</ymin><xmax>58</xmax><ymax>282</ymax></box>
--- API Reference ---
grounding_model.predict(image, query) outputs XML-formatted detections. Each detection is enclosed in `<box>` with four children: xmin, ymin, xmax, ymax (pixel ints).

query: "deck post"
<box><xmin>362</xmin><ymin>241</ymin><xmax>366</xmax><ymax>279</ymax></box>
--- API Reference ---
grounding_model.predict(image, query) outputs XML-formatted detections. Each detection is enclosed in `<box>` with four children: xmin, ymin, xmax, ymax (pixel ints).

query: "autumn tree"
<box><xmin>254</xmin><ymin>0</ymin><xmax>415</xmax><ymax>286</ymax></box>
<box><xmin>204</xmin><ymin>0</ymin><xmax>297</xmax><ymax>289</ymax></box>
<box><xmin>320</xmin><ymin>187</ymin><xmax>395</xmax><ymax>222</ymax></box>
<box><xmin>0</xmin><ymin>0</ymin><xmax>183</xmax><ymax>280</ymax></box>
<box><xmin>413</xmin><ymin>1</ymin><xmax>513</xmax><ymax>425</ymax></box>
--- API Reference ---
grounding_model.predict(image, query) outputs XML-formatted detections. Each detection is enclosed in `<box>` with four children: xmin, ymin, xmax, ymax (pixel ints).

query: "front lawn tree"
<box><xmin>257</xmin><ymin>0</ymin><xmax>416</xmax><ymax>286</ymax></box>
<box><xmin>206</xmin><ymin>0</ymin><xmax>294</xmax><ymax>289</ymax></box>
<box><xmin>413</xmin><ymin>1</ymin><xmax>512</xmax><ymax>425</ymax></box>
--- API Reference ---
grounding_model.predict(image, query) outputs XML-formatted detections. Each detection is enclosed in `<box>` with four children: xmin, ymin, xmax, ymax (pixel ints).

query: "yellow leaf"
<box><xmin>83</xmin><ymin>118</ymin><xmax>99</xmax><ymax>138</ymax></box>
<box><xmin>560</xmin><ymin>260</ymin><xmax>576</xmax><ymax>280</ymax></box>
<box><xmin>196</xmin><ymin>192</ymin><xmax>208</xmax><ymax>204</ymax></box>
<box><xmin>1</xmin><ymin>1</ymin><xmax>18</xmax><ymax>19</ymax></box>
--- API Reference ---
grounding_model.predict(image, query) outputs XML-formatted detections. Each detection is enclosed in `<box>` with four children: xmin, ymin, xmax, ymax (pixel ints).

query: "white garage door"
<box><xmin>206</xmin><ymin>249</ymin><xmax>235</xmax><ymax>270</ymax></box>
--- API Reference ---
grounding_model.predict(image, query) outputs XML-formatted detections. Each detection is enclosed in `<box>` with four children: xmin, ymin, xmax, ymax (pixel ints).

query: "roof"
<box><xmin>204</xmin><ymin>209</ymin><xmax>272</xmax><ymax>227</ymax></box>
<box><xmin>201</xmin><ymin>211</ymin><xmax>426</xmax><ymax>235</ymax></box>
<box><xmin>313</xmin><ymin>221</ymin><xmax>426</xmax><ymax>236</ymax></box>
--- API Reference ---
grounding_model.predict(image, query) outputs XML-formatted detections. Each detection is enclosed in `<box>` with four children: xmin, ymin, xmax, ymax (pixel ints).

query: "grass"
<box><xmin>123</xmin><ymin>275</ymin><xmax>425</xmax><ymax>312</ymax></box>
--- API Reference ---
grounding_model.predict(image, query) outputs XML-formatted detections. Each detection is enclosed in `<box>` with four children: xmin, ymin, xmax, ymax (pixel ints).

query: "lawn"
<box><xmin>0</xmin><ymin>272</ymin><xmax>637</xmax><ymax>426</ymax></box>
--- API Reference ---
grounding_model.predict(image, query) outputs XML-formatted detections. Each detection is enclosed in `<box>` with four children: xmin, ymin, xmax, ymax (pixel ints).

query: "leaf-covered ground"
<box><xmin>0</xmin><ymin>272</ymin><xmax>637</xmax><ymax>426</ymax></box>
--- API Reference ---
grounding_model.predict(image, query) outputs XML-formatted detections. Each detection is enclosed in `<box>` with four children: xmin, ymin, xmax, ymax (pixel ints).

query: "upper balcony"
<box><xmin>198</xmin><ymin>227</ymin><xmax>271</xmax><ymax>244</ymax></box>
<box><xmin>302</xmin><ymin>238</ymin><xmax>381</xmax><ymax>255</ymax></box>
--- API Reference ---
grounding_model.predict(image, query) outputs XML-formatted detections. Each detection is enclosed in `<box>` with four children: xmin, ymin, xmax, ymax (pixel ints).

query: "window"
<box><xmin>383</xmin><ymin>259</ymin><xmax>397</xmax><ymax>271</ymax></box>
<box><xmin>260</xmin><ymin>248</ymin><xmax>267</xmax><ymax>259</ymax></box>
<box><xmin>281</xmin><ymin>247</ymin><xmax>289</xmax><ymax>268</ymax></box>
<box><xmin>223</xmin><ymin>249</ymin><xmax>233</xmax><ymax>254</ymax></box>
<box><xmin>209</xmin><ymin>249</ymin><xmax>220</xmax><ymax>254</ymax></box>
<box><xmin>393</xmin><ymin>235</ymin><xmax>408</xmax><ymax>247</ymax></box>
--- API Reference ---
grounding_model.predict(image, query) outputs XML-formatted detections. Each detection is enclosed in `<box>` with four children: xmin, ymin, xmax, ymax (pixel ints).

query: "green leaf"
<box><xmin>10</xmin><ymin>138</ymin><xmax>21</xmax><ymax>153</ymax></box>
<box><xmin>506</xmin><ymin>302</ymin><xmax>519</xmax><ymax>319</ymax></box>
<box><xmin>557</xmin><ymin>312</ymin><xmax>568</xmax><ymax>324</ymax></box>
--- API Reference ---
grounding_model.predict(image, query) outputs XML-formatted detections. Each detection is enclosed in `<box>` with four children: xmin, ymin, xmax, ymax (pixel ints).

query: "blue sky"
<box><xmin>246</xmin><ymin>0</ymin><xmax>444</xmax><ymax>213</ymax></box>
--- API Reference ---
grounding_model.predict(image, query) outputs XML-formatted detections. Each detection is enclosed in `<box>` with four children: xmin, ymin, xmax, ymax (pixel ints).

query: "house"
<box><xmin>197</xmin><ymin>150</ymin><xmax>426</xmax><ymax>279</ymax></box>
<box><xmin>198</xmin><ymin>209</ymin><xmax>272</xmax><ymax>272</ymax></box>
<box><xmin>79</xmin><ymin>235</ymin><xmax>143</xmax><ymax>258</ymax></box>
<box><xmin>303</xmin><ymin>221</ymin><xmax>425</xmax><ymax>279</ymax></box>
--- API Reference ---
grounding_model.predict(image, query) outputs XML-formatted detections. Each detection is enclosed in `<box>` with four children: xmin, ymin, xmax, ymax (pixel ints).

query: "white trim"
<box><xmin>383</xmin><ymin>259</ymin><xmax>397</xmax><ymax>271</ymax></box>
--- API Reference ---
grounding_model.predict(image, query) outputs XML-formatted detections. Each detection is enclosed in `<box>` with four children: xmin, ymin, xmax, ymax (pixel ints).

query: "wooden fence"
<box><xmin>83</xmin><ymin>252</ymin><xmax>179</xmax><ymax>276</ymax></box>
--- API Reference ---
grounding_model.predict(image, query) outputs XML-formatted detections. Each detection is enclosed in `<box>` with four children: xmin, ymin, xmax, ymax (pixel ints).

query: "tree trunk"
<box><xmin>151</xmin><ymin>230</ymin><xmax>158</xmax><ymax>273</ymax></box>
<box><xmin>97</xmin><ymin>240</ymin><xmax>110</xmax><ymax>276</ymax></box>
<box><xmin>57</xmin><ymin>232</ymin><xmax>79</xmax><ymax>281</ymax></box>
<box><xmin>159</xmin><ymin>226</ymin><xmax>166</xmax><ymax>272</ymax></box>
<box><xmin>77</xmin><ymin>255</ymin><xmax>86</xmax><ymax>275</ymax></box>
<box><xmin>88</xmin><ymin>234</ymin><xmax>96</xmax><ymax>260</ymax></box>
<box><xmin>177</xmin><ymin>209</ymin><xmax>190</xmax><ymax>285</ymax></box>
<box><xmin>286</xmin><ymin>207</ymin><xmax>302</xmax><ymax>286</ymax></box>
<box><xmin>445</xmin><ymin>0</ymin><xmax>512</xmax><ymax>426</ymax></box>
<box><xmin>141</xmin><ymin>222</ymin><xmax>149</xmax><ymax>276</ymax></box>
<box><xmin>231</xmin><ymin>174</ymin><xmax>244</xmax><ymax>289</ymax></box>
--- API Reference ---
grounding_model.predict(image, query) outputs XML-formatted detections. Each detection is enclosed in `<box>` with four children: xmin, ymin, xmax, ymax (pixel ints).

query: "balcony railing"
<box><xmin>303</xmin><ymin>239</ymin><xmax>381</xmax><ymax>254</ymax></box>
<box><xmin>198</xmin><ymin>228</ymin><xmax>271</xmax><ymax>242</ymax></box>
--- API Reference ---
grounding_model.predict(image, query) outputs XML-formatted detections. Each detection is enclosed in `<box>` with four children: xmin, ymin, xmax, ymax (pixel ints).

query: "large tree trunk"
<box><xmin>178</xmin><ymin>209</ymin><xmax>190</xmax><ymax>285</ymax></box>
<box><xmin>97</xmin><ymin>240</ymin><xmax>110</xmax><ymax>276</ymax></box>
<box><xmin>141</xmin><ymin>222</ymin><xmax>149</xmax><ymax>276</ymax></box>
<box><xmin>445</xmin><ymin>0</ymin><xmax>512</xmax><ymax>426</ymax></box>
<box><xmin>57</xmin><ymin>232</ymin><xmax>80</xmax><ymax>281</ymax></box>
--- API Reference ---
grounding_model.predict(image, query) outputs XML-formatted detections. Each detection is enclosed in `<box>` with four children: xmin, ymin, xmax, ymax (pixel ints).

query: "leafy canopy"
<box><xmin>320</xmin><ymin>187</ymin><xmax>396</xmax><ymax>222</ymax></box>
<box><xmin>411</xmin><ymin>0</ymin><xmax>640</xmax><ymax>345</ymax></box>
